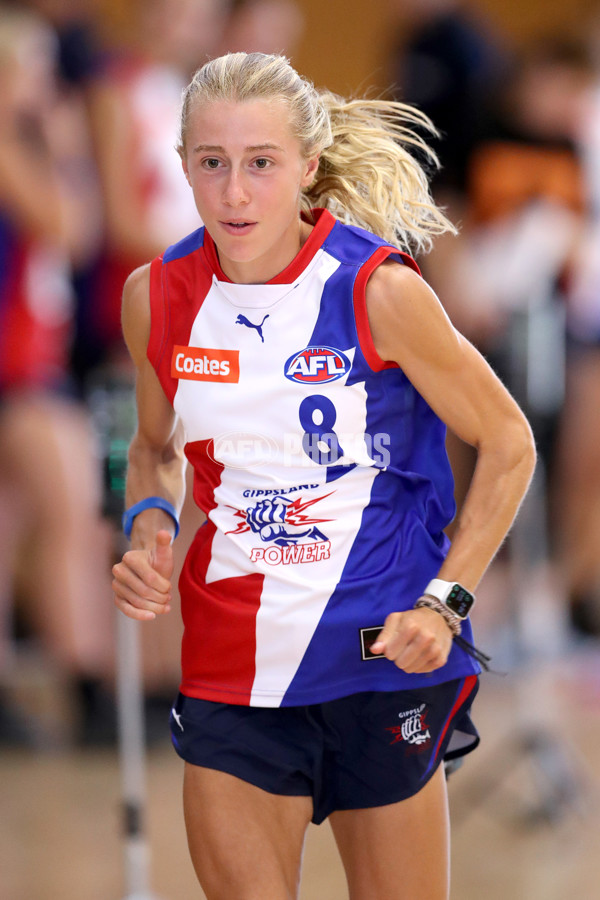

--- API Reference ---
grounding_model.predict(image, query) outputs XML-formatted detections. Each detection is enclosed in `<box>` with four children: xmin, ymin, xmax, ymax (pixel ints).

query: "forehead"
<box><xmin>187</xmin><ymin>97</ymin><xmax>298</xmax><ymax>150</ymax></box>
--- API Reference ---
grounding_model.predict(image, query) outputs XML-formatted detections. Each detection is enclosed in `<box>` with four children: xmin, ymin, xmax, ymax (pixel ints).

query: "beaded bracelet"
<box><xmin>414</xmin><ymin>595</ymin><xmax>462</xmax><ymax>636</ymax></box>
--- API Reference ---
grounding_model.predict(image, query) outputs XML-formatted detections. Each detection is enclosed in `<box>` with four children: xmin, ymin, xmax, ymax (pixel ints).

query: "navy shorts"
<box><xmin>170</xmin><ymin>676</ymin><xmax>479</xmax><ymax>825</ymax></box>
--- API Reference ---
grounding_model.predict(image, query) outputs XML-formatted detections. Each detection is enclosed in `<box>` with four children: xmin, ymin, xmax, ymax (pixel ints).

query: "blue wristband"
<box><xmin>122</xmin><ymin>496</ymin><xmax>180</xmax><ymax>540</ymax></box>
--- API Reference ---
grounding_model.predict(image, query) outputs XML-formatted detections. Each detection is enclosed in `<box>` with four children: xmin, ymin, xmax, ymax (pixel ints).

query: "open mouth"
<box><xmin>220</xmin><ymin>220</ymin><xmax>257</xmax><ymax>235</ymax></box>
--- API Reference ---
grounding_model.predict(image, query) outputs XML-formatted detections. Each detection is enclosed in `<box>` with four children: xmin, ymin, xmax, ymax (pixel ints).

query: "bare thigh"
<box><xmin>329</xmin><ymin>764</ymin><xmax>450</xmax><ymax>900</ymax></box>
<box><xmin>183</xmin><ymin>763</ymin><xmax>313</xmax><ymax>900</ymax></box>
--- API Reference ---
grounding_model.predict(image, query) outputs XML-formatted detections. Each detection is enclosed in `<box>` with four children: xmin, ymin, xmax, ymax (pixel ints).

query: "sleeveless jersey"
<box><xmin>148</xmin><ymin>208</ymin><xmax>481</xmax><ymax>707</ymax></box>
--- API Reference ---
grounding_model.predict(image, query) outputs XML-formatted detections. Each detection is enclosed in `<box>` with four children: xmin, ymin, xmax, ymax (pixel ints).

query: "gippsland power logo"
<box><xmin>226</xmin><ymin>492</ymin><xmax>335</xmax><ymax>565</ymax></box>
<box><xmin>386</xmin><ymin>704</ymin><xmax>432</xmax><ymax>752</ymax></box>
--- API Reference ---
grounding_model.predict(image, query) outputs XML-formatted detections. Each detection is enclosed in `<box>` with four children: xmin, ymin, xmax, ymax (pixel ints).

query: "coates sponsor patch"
<box><xmin>284</xmin><ymin>346</ymin><xmax>350</xmax><ymax>384</ymax></box>
<box><xmin>171</xmin><ymin>346</ymin><xmax>239</xmax><ymax>382</ymax></box>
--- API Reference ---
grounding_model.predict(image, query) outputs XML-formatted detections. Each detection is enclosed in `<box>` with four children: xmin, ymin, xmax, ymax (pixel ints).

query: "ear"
<box><xmin>301</xmin><ymin>155</ymin><xmax>320</xmax><ymax>188</ymax></box>
<box><xmin>181</xmin><ymin>153</ymin><xmax>191</xmax><ymax>186</ymax></box>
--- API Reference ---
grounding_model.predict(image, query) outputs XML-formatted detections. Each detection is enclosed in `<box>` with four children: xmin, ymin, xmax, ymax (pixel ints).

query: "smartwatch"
<box><xmin>423</xmin><ymin>578</ymin><xmax>475</xmax><ymax>620</ymax></box>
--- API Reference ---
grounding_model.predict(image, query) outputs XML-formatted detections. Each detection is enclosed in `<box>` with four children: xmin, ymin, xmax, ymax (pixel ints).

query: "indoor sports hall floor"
<box><xmin>2</xmin><ymin>574</ymin><xmax>600</xmax><ymax>900</ymax></box>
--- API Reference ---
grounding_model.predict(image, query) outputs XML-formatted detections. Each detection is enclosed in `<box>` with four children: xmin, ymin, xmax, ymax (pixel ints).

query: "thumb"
<box><xmin>370</xmin><ymin>612</ymin><xmax>403</xmax><ymax>655</ymax></box>
<box><xmin>152</xmin><ymin>529</ymin><xmax>175</xmax><ymax>579</ymax></box>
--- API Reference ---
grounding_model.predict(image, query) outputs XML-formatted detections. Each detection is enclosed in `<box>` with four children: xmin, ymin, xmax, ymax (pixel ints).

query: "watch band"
<box><xmin>424</xmin><ymin>579</ymin><xmax>456</xmax><ymax>604</ymax></box>
<box><xmin>423</xmin><ymin>578</ymin><xmax>475</xmax><ymax>619</ymax></box>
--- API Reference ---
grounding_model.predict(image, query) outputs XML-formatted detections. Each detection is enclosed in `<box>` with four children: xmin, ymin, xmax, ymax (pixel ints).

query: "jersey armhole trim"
<box><xmin>353</xmin><ymin>247</ymin><xmax>421</xmax><ymax>372</ymax></box>
<box><xmin>147</xmin><ymin>255</ymin><xmax>167</xmax><ymax>367</ymax></box>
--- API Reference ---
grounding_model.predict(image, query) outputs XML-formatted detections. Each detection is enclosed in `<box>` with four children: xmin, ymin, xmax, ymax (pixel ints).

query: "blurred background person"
<box><xmin>84</xmin><ymin>0</ymin><xmax>228</xmax><ymax>372</ymax></box>
<box><xmin>422</xmin><ymin>39</ymin><xmax>595</xmax><ymax>642</ymax></box>
<box><xmin>553</xmin><ymin>15</ymin><xmax>600</xmax><ymax>636</ymax></box>
<box><xmin>80</xmin><ymin>0</ymin><xmax>229</xmax><ymax>724</ymax></box>
<box><xmin>19</xmin><ymin>0</ymin><xmax>102</xmax><ymax>88</ymax></box>
<box><xmin>385</xmin><ymin>0</ymin><xmax>510</xmax><ymax>527</ymax></box>
<box><xmin>219</xmin><ymin>0</ymin><xmax>304</xmax><ymax>56</ymax></box>
<box><xmin>386</xmin><ymin>0</ymin><xmax>507</xmax><ymax>210</ymax></box>
<box><xmin>19</xmin><ymin>0</ymin><xmax>108</xmax><ymax>395</ymax></box>
<box><xmin>455</xmin><ymin>40</ymin><xmax>590</xmax><ymax>360</ymax></box>
<box><xmin>0</xmin><ymin>1</ymin><xmax>114</xmax><ymax>746</ymax></box>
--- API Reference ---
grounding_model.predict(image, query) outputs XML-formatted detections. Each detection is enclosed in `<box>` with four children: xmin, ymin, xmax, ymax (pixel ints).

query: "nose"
<box><xmin>222</xmin><ymin>169</ymin><xmax>250</xmax><ymax>207</ymax></box>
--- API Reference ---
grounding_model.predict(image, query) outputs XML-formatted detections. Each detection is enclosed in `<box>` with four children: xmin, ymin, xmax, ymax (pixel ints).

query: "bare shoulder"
<box><xmin>122</xmin><ymin>263</ymin><xmax>152</xmax><ymax>366</ymax></box>
<box><xmin>366</xmin><ymin>259</ymin><xmax>460</xmax><ymax>367</ymax></box>
<box><xmin>123</xmin><ymin>261</ymin><xmax>151</xmax><ymax>298</ymax></box>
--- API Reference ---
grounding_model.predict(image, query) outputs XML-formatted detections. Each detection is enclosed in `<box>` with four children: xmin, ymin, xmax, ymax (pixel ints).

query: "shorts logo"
<box><xmin>225</xmin><ymin>492</ymin><xmax>334</xmax><ymax>564</ymax></box>
<box><xmin>284</xmin><ymin>346</ymin><xmax>350</xmax><ymax>384</ymax></box>
<box><xmin>387</xmin><ymin>704</ymin><xmax>431</xmax><ymax>752</ymax></box>
<box><xmin>171</xmin><ymin>346</ymin><xmax>239</xmax><ymax>382</ymax></box>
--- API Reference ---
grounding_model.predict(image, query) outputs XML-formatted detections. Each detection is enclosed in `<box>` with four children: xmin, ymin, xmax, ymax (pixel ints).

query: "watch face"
<box><xmin>446</xmin><ymin>584</ymin><xmax>474</xmax><ymax>618</ymax></box>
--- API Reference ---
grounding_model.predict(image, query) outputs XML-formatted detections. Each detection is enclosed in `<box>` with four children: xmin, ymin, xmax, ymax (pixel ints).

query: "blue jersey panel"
<box><xmin>282</xmin><ymin>223</ymin><xmax>477</xmax><ymax>704</ymax></box>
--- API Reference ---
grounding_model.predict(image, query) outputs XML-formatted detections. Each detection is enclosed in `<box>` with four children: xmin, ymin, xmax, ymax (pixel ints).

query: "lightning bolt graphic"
<box><xmin>225</xmin><ymin>507</ymin><xmax>250</xmax><ymax>535</ymax></box>
<box><xmin>282</xmin><ymin>492</ymin><xmax>335</xmax><ymax>526</ymax></box>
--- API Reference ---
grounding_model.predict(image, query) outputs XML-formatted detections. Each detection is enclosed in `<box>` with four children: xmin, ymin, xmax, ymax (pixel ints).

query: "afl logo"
<box><xmin>284</xmin><ymin>346</ymin><xmax>351</xmax><ymax>384</ymax></box>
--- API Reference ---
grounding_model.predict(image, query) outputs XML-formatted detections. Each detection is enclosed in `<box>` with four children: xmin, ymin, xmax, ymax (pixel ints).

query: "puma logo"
<box><xmin>236</xmin><ymin>314</ymin><xmax>269</xmax><ymax>342</ymax></box>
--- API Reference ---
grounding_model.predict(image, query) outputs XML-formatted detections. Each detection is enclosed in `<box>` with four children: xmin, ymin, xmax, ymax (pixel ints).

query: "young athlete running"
<box><xmin>112</xmin><ymin>52</ymin><xmax>536</xmax><ymax>900</ymax></box>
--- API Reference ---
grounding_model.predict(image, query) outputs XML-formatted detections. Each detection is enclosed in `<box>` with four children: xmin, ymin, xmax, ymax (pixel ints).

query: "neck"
<box><xmin>217</xmin><ymin>217</ymin><xmax>313</xmax><ymax>284</ymax></box>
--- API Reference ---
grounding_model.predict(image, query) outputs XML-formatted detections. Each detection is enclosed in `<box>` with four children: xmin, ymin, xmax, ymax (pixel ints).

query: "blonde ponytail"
<box><xmin>303</xmin><ymin>92</ymin><xmax>457</xmax><ymax>253</ymax></box>
<box><xmin>179</xmin><ymin>52</ymin><xmax>456</xmax><ymax>254</ymax></box>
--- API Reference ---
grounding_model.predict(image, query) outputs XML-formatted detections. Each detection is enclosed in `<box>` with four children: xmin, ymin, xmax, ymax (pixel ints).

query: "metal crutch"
<box><xmin>87</xmin><ymin>369</ymin><xmax>165</xmax><ymax>899</ymax></box>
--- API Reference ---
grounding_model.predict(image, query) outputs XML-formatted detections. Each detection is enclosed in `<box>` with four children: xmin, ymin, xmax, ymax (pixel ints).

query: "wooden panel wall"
<box><xmin>292</xmin><ymin>0</ymin><xmax>599</xmax><ymax>95</ymax></box>
<box><xmin>97</xmin><ymin>0</ymin><xmax>599</xmax><ymax>95</ymax></box>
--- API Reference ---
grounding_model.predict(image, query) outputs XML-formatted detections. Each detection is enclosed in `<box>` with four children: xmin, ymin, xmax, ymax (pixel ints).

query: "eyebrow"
<box><xmin>192</xmin><ymin>143</ymin><xmax>285</xmax><ymax>154</ymax></box>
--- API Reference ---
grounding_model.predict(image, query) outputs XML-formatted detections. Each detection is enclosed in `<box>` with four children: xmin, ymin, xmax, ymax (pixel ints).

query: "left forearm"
<box><xmin>437</xmin><ymin>423</ymin><xmax>537</xmax><ymax>591</ymax></box>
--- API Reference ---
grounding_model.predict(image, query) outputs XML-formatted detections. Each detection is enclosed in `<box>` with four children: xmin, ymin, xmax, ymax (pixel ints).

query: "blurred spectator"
<box><xmin>457</xmin><ymin>41</ymin><xmax>590</xmax><ymax>350</ymax></box>
<box><xmin>427</xmin><ymin>40</ymin><xmax>596</xmax><ymax>634</ymax></box>
<box><xmin>385</xmin><ymin>0</ymin><xmax>508</xmax><ymax>530</ymax></box>
<box><xmin>17</xmin><ymin>1</ymin><xmax>106</xmax><ymax>394</ymax></box>
<box><xmin>386</xmin><ymin>0</ymin><xmax>507</xmax><ymax>201</ymax></box>
<box><xmin>83</xmin><ymin>0</ymin><xmax>228</xmax><ymax>371</ymax></box>
<box><xmin>220</xmin><ymin>0</ymin><xmax>304</xmax><ymax>56</ymax></box>
<box><xmin>81</xmin><ymin>0</ymin><xmax>227</xmax><ymax>706</ymax></box>
<box><xmin>0</xmin><ymin>3</ymin><xmax>114</xmax><ymax>745</ymax></box>
<box><xmin>553</xmin><ymin>24</ymin><xmax>600</xmax><ymax>635</ymax></box>
<box><xmin>19</xmin><ymin>0</ymin><xmax>103</xmax><ymax>86</ymax></box>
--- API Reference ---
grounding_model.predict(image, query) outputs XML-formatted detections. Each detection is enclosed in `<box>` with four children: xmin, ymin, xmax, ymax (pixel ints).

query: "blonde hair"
<box><xmin>178</xmin><ymin>52</ymin><xmax>456</xmax><ymax>253</ymax></box>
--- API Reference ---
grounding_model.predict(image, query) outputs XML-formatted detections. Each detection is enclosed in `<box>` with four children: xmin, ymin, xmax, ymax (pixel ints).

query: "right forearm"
<box><xmin>121</xmin><ymin>263</ymin><xmax>186</xmax><ymax>551</ymax></box>
<box><xmin>125</xmin><ymin>435</ymin><xmax>186</xmax><ymax>549</ymax></box>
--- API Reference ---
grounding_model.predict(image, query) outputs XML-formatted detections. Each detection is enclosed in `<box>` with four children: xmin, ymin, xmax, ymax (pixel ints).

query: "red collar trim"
<box><xmin>202</xmin><ymin>208</ymin><xmax>336</xmax><ymax>285</ymax></box>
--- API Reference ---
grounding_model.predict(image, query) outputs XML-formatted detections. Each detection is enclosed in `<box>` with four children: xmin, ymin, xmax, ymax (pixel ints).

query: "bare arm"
<box><xmin>112</xmin><ymin>263</ymin><xmax>187</xmax><ymax>620</ymax></box>
<box><xmin>367</xmin><ymin>262</ymin><xmax>536</xmax><ymax>671</ymax></box>
<box><xmin>0</xmin><ymin>91</ymin><xmax>101</xmax><ymax>263</ymax></box>
<box><xmin>0</xmin><ymin>124</ymin><xmax>66</xmax><ymax>243</ymax></box>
